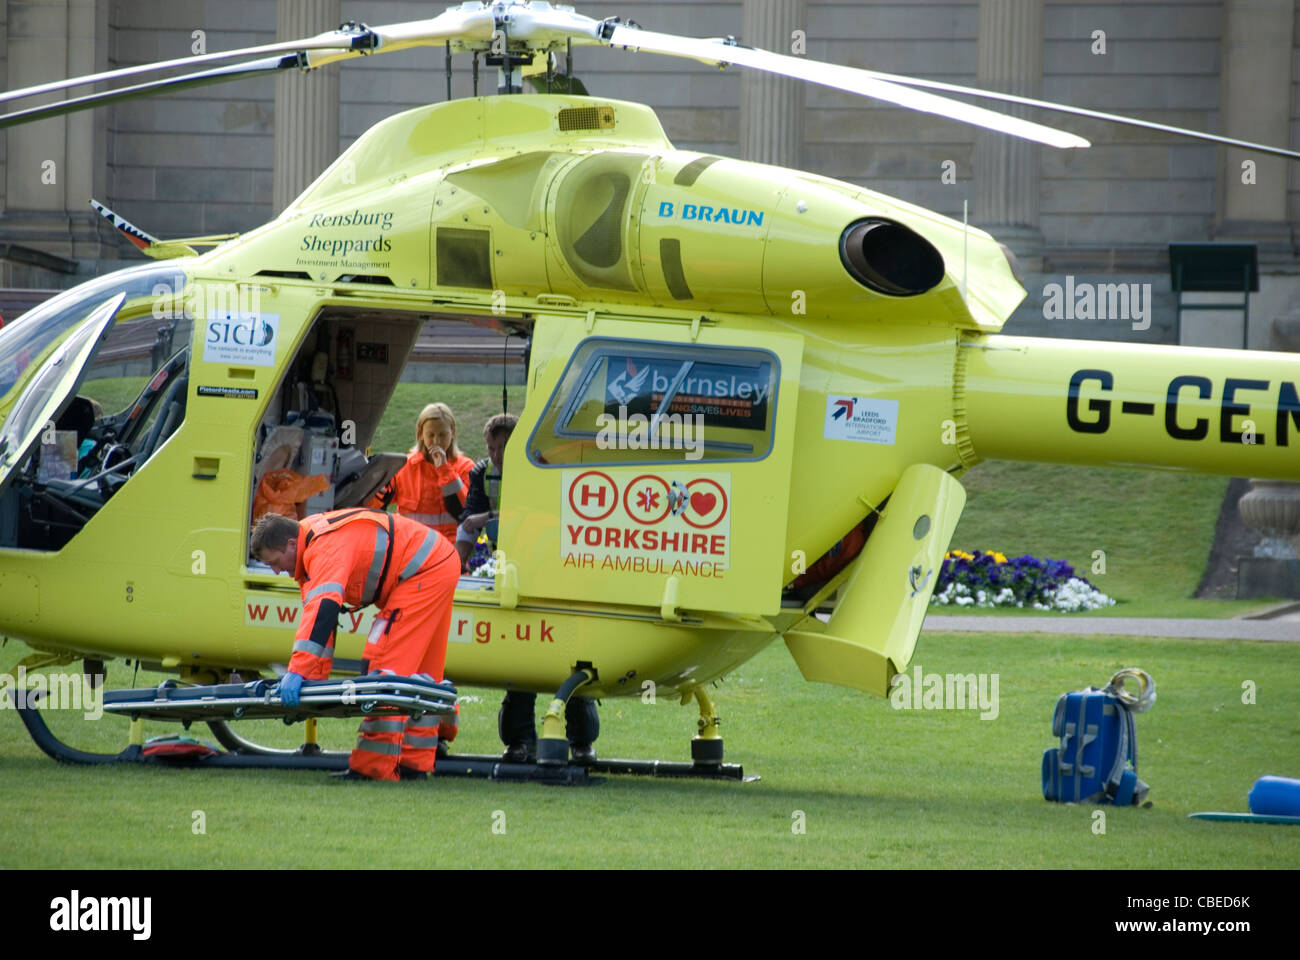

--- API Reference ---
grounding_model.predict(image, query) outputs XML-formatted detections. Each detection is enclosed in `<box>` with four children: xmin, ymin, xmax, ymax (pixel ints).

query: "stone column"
<box><xmin>973</xmin><ymin>0</ymin><xmax>1044</xmax><ymax>267</ymax></box>
<box><xmin>272</xmin><ymin>0</ymin><xmax>340</xmax><ymax>213</ymax></box>
<box><xmin>739</xmin><ymin>0</ymin><xmax>805</xmax><ymax>169</ymax></box>
<box><xmin>0</xmin><ymin>0</ymin><xmax>110</xmax><ymax>268</ymax></box>
<box><xmin>1215</xmin><ymin>0</ymin><xmax>1294</xmax><ymax>258</ymax></box>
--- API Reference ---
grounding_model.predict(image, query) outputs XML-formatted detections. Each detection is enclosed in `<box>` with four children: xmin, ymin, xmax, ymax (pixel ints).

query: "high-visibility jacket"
<box><xmin>368</xmin><ymin>451</ymin><xmax>474</xmax><ymax>539</ymax></box>
<box><xmin>287</xmin><ymin>508</ymin><xmax>450</xmax><ymax>679</ymax></box>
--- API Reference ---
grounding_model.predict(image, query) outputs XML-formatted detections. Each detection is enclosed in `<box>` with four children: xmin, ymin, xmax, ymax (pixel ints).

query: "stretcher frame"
<box><xmin>12</xmin><ymin>674</ymin><xmax>754</xmax><ymax>783</ymax></box>
<box><xmin>99</xmin><ymin>675</ymin><xmax>458</xmax><ymax>724</ymax></box>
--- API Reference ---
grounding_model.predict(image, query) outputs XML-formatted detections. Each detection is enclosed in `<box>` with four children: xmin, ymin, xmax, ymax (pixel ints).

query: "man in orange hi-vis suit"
<box><xmin>250</xmin><ymin>509</ymin><xmax>461</xmax><ymax>781</ymax></box>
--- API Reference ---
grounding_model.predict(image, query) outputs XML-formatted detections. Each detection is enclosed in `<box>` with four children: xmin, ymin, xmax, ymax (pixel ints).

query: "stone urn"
<box><xmin>1238</xmin><ymin>480</ymin><xmax>1300</xmax><ymax>558</ymax></box>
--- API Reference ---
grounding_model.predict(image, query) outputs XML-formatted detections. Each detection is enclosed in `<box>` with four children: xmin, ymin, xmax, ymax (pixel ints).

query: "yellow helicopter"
<box><xmin>2</xmin><ymin>2</ymin><xmax>1298</xmax><ymax>781</ymax></box>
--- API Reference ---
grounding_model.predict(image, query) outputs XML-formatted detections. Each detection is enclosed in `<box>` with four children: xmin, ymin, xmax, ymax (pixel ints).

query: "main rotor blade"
<box><xmin>849</xmin><ymin>70</ymin><xmax>1300</xmax><ymax>162</ymax></box>
<box><xmin>602</xmin><ymin>25</ymin><xmax>1089</xmax><ymax>150</ymax></box>
<box><xmin>0</xmin><ymin>9</ymin><xmax>494</xmax><ymax>114</ymax></box>
<box><xmin>0</xmin><ymin>31</ymin><xmax>361</xmax><ymax>106</ymax></box>
<box><xmin>0</xmin><ymin>55</ymin><xmax>298</xmax><ymax>129</ymax></box>
<box><xmin>296</xmin><ymin>11</ymin><xmax>495</xmax><ymax>69</ymax></box>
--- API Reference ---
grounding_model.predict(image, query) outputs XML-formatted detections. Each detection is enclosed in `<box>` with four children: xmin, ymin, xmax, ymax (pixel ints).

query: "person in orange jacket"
<box><xmin>369</xmin><ymin>402</ymin><xmax>475</xmax><ymax>540</ymax></box>
<box><xmin>250</xmin><ymin>508</ymin><xmax>461</xmax><ymax>782</ymax></box>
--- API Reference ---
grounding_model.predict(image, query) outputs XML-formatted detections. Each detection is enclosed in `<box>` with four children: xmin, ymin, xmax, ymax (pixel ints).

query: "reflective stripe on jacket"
<box><xmin>369</xmin><ymin>452</ymin><xmax>474</xmax><ymax>538</ymax></box>
<box><xmin>287</xmin><ymin>508</ymin><xmax>450</xmax><ymax>678</ymax></box>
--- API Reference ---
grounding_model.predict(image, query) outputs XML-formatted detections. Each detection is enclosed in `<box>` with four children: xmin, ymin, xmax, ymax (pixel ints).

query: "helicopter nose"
<box><xmin>839</xmin><ymin>217</ymin><xmax>945</xmax><ymax>296</ymax></box>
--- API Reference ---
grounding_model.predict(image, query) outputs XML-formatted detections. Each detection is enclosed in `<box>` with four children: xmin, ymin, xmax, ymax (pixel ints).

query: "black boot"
<box><xmin>499</xmin><ymin>690</ymin><xmax>538</xmax><ymax>762</ymax></box>
<box><xmin>565</xmin><ymin>696</ymin><xmax>600</xmax><ymax>760</ymax></box>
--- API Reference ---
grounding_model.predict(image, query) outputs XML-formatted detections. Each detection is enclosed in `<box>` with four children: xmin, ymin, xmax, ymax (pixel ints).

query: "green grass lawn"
<box><xmin>367</xmin><ymin>382</ymin><xmax>515</xmax><ymax>464</ymax></box>
<box><xmin>2</xmin><ymin>631</ymin><xmax>1296</xmax><ymax>868</ymax></box>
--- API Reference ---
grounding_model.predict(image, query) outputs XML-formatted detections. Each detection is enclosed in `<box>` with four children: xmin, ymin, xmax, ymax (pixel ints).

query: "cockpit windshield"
<box><xmin>0</xmin><ymin>262</ymin><xmax>185</xmax><ymax>403</ymax></box>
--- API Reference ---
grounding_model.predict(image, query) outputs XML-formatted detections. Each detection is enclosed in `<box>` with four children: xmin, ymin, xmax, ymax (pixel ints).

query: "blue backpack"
<box><xmin>1042</xmin><ymin>668</ymin><xmax>1155</xmax><ymax>806</ymax></box>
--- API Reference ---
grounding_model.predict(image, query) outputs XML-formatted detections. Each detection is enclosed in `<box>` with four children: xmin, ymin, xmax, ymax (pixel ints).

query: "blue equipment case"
<box><xmin>1042</xmin><ymin>670</ymin><xmax>1152</xmax><ymax>806</ymax></box>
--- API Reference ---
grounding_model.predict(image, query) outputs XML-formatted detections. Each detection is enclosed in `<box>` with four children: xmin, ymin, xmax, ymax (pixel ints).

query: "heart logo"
<box><xmin>690</xmin><ymin>492</ymin><xmax>716</xmax><ymax>516</ymax></box>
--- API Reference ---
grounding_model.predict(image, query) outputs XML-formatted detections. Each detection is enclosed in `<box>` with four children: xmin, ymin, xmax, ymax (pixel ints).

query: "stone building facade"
<box><xmin>2</xmin><ymin>0</ymin><xmax>1299</xmax><ymax>347</ymax></box>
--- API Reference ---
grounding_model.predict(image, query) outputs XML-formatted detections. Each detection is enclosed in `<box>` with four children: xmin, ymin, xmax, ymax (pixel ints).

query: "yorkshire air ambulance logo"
<box><xmin>562</xmin><ymin>470</ymin><xmax>732</xmax><ymax>577</ymax></box>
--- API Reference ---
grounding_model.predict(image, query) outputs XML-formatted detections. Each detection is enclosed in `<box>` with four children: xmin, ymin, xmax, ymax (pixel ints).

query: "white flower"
<box><xmin>930</xmin><ymin>569</ymin><xmax>1114</xmax><ymax>613</ymax></box>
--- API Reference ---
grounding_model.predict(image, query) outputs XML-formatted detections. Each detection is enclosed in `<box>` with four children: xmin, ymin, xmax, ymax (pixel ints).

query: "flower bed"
<box><xmin>931</xmin><ymin>550</ymin><xmax>1115</xmax><ymax>612</ymax></box>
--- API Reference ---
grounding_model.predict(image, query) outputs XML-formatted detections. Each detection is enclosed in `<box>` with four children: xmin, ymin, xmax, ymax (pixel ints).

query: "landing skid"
<box><xmin>14</xmin><ymin>693</ymin><xmax>758</xmax><ymax>784</ymax></box>
<box><xmin>442</xmin><ymin>752</ymin><xmax>757</xmax><ymax>782</ymax></box>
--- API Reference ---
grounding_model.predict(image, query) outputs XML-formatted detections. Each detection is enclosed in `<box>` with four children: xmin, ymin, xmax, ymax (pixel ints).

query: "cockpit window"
<box><xmin>528</xmin><ymin>338</ymin><xmax>778</xmax><ymax>466</ymax></box>
<box><xmin>0</xmin><ymin>262</ymin><xmax>185</xmax><ymax>403</ymax></box>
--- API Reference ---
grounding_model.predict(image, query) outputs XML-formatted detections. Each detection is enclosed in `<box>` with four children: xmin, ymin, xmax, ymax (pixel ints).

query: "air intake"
<box><xmin>839</xmin><ymin>218</ymin><xmax>945</xmax><ymax>296</ymax></box>
<box><xmin>558</xmin><ymin>105</ymin><xmax>615</xmax><ymax>131</ymax></box>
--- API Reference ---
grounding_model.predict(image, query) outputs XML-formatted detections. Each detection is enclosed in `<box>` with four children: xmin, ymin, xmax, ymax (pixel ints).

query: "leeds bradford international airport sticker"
<box><xmin>202</xmin><ymin>311</ymin><xmax>280</xmax><ymax>367</ymax></box>
<box><xmin>824</xmin><ymin>396</ymin><xmax>899</xmax><ymax>445</ymax></box>
<box><xmin>197</xmin><ymin>386</ymin><xmax>258</xmax><ymax>399</ymax></box>
<box><xmin>561</xmin><ymin>469</ymin><xmax>731</xmax><ymax>578</ymax></box>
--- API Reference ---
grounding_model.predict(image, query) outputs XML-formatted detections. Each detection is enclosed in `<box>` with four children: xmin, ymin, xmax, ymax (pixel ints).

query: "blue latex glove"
<box><xmin>279</xmin><ymin>672</ymin><xmax>304</xmax><ymax>707</ymax></box>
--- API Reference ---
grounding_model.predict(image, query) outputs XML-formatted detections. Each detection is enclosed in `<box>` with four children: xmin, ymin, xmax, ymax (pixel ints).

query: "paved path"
<box><xmin>922</xmin><ymin>615</ymin><xmax>1299</xmax><ymax>642</ymax></box>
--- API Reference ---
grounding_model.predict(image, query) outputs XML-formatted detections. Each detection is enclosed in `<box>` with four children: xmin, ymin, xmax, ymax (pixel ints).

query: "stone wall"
<box><xmin>2</xmin><ymin>0</ymin><xmax>1297</xmax><ymax>348</ymax></box>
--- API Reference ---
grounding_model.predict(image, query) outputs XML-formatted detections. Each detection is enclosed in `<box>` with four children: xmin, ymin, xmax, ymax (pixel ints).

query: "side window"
<box><xmin>527</xmin><ymin>338</ymin><xmax>778</xmax><ymax>466</ymax></box>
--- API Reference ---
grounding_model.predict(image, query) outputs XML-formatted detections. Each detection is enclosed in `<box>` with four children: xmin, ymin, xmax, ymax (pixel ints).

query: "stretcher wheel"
<box><xmin>361</xmin><ymin>700</ymin><xmax>378</xmax><ymax>713</ymax></box>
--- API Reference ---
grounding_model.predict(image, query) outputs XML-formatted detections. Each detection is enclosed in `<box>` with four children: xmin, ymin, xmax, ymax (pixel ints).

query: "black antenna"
<box><xmin>472</xmin><ymin>51</ymin><xmax>479</xmax><ymax>96</ymax></box>
<box><xmin>502</xmin><ymin>332</ymin><xmax>510</xmax><ymax>414</ymax></box>
<box><xmin>566</xmin><ymin>37</ymin><xmax>572</xmax><ymax>86</ymax></box>
<box><xmin>445</xmin><ymin>41</ymin><xmax>452</xmax><ymax>100</ymax></box>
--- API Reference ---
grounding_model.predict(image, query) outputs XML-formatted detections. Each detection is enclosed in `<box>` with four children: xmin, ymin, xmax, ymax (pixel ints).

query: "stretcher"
<box><xmin>13</xmin><ymin>672</ymin><xmax>591</xmax><ymax>783</ymax></box>
<box><xmin>100</xmin><ymin>673</ymin><xmax>458</xmax><ymax>724</ymax></box>
<box><xmin>14</xmin><ymin>671</ymin><xmax>753</xmax><ymax>784</ymax></box>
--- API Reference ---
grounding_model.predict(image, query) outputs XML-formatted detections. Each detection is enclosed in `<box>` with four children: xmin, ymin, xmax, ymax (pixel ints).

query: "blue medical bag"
<box><xmin>1042</xmin><ymin>669</ymin><xmax>1154</xmax><ymax>806</ymax></box>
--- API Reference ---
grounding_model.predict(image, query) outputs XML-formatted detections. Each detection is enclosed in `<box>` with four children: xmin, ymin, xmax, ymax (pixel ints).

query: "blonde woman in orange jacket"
<box><xmin>370</xmin><ymin>402</ymin><xmax>475</xmax><ymax>540</ymax></box>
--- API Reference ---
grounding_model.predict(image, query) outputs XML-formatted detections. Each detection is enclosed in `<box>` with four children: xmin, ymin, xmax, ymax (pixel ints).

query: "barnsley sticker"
<box><xmin>561</xmin><ymin>469</ymin><xmax>731</xmax><ymax>578</ymax></box>
<box><xmin>203</xmin><ymin>311</ymin><xmax>280</xmax><ymax>367</ymax></box>
<box><xmin>197</xmin><ymin>385</ymin><xmax>258</xmax><ymax>399</ymax></box>
<box><xmin>824</xmin><ymin>396</ymin><xmax>899</xmax><ymax>445</ymax></box>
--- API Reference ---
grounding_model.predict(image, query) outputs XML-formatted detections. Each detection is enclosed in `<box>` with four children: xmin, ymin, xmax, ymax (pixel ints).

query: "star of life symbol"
<box><xmin>636</xmin><ymin>486</ymin><xmax>660</xmax><ymax>512</ymax></box>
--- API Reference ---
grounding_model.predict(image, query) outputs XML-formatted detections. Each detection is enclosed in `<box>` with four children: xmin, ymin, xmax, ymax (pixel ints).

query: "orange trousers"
<box><xmin>350</xmin><ymin>540</ymin><xmax>460</xmax><ymax>781</ymax></box>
